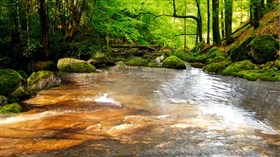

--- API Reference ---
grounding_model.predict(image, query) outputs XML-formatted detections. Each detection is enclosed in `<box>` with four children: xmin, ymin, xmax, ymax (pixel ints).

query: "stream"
<box><xmin>1</xmin><ymin>65</ymin><xmax>280</xmax><ymax>157</ymax></box>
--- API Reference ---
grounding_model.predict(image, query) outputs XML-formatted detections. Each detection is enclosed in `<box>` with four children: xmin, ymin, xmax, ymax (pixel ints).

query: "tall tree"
<box><xmin>212</xmin><ymin>0</ymin><xmax>221</xmax><ymax>45</ymax></box>
<box><xmin>250</xmin><ymin>0</ymin><xmax>261</xmax><ymax>29</ymax></box>
<box><xmin>38</xmin><ymin>0</ymin><xmax>50</xmax><ymax>58</ymax></box>
<box><xmin>207</xmin><ymin>0</ymin><xmax>210</xmax><ymax>44</ymax></box>
<box><xmin>224</xmin><ymin>0</ymin><xmax>233</xmax><ymax>38</ymax></box>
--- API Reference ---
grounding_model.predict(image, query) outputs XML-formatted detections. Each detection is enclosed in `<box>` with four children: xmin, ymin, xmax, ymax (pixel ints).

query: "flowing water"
<box><xmin>1</xmin><ymin>65</ymin><xmax>280</xmax><ymax>157</ymax></box>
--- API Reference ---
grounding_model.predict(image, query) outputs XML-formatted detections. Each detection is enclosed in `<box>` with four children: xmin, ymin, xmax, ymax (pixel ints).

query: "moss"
<box><xmin>11</xmin><ymin>86</ymin><xmax>30</xmax><ymax>99</ymax></box>
<box><xmin>57</xmin><ymin>58</ymin><xmax>96</xmax><ymax>73</ymax></box>
<box><xmin>0</xmin><ymin>69</ymin><xmax>25</xmax><ymax>95</ymax></box>
<box><xmin>237</xmin><ymin>70</ymin><xmax>261</xmax><ymax>81</ymax></box>
<box><xmin>203</xmin><ymin>60</ymin><xmax>231</xmax><ymax>74</ymax></box>
<box><xmin>162</xmin><ymin>56</ymin><xmax>186</xmax><ymax>69</ymax></box>
<box><xmin>91</xmin><ymin>51</ymin><xmax>115</xmax><ymax>68</ymax></box>
<box><xmin>171</xmin><ymin>51</ymin><xmax>189</xmax><ymax>61</ymax></box>
<box><xmin>190</xmin><ymin>62</ymin><xmax>204</xmax><ymax>68</ymax></box>
<box><xmin>275</xmin><ymin>59</ymin><xmax>280</xmax><ymax>69</ymax></box>
<box><xmin>34</xmin><ymin>61</ymin><xmax>57</xmax><ymax>71</ymax></box>
<box><xmin>229</xmin><ymin>37</ymin><xmax>254</xmax><ymax>62</ymax></box>
<box><xmin>247</xmin><ymin>35</ymin><xmax>278</xmax><ymax>64</ymax></box>
<box><xmin>27</xmin><ymin>71</ymin><xmax>53</xmax><ymax>86</ymax></box>
<box><xmin>27</xmin><ymin>71</ymin><xmax>61</xmax><ymax>91</ymax></box>
<box><xmin>0</xmin><ymin>103</ymin><xmax>22</xmax><ymax>113</ymax></box>
<box><xmin>190</xmin><ymin>41</ymin><xmax>205</xmax><ymax>53</ymax></box>
<box><xmin>258</xmin><ymin>67</ymin><xmax>280</xmax><ymax>81</ymax></box>
<box><xmin>186</xmin><ymin>47</ymin><xmax>228</xmax><ymax>64</ymax></box>
<box><xmin>207</xmin><ymin>56</ymin><xmax>227</xmax><ymax>64</ymax></box>
<box><xmin>18</xmin><ymin>70</ymin><xmax>28</xmax><ymax>79</ymax></box>
<box><xmin>222</xmin><ymin>60</ymin><xmax>259</xmax><ymax>76</ymax></box>
<box><xmin>126</xmin><ymin>57</ymin><xmax>148</xmax><ymax>66</ymax></box>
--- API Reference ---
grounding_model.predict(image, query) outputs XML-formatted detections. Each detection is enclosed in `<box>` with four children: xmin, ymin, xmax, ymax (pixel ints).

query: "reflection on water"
<box><xmin>0</xmin><ymin>65</ymin><xmax>280</xmax><ymax>157</ymax></box>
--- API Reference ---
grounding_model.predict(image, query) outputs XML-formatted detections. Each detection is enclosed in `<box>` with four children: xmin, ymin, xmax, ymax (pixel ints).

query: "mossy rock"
<box><xmin>190</xmin><ymin>62</ymin><xmax>204</xmax><ymax>68</ymax></box>
<box><xmin>34</xmin><ymin>61</ymin><xmax>57</xmax><ymax>71</ymax></box>
<box><xmin>224</xmin><ymin>36</ymin><xmax>236</xmax><ymax>46</ymax></box>
<box><xmin>162</xmin><ymin>56</ymin><xmax>186</xmax><ymax>69</ymax></box>
<box><xmin>0</xmin><ymin>103</ymin><xmax>22</xmax><ymax>113</ymax></box>
<box><xmin>230</xmin><ymin>37</ymin><xmax>255</xmax><ymax>62</ymax></box>
<box><xmin>222</xmin><ymin>60</ymin><xmax>259</xmax><ymax>76</ymax></box>
<box><xmin>237</xmin><ymin>70</ymin><xmax>261</xmax><ymax>81</ymax></box>
<box><xmin>171</xmin><ymin>51</ymin><xmax>189</xmax><ymax>61</ymax></box>
<box><xmin>203</xmin><ymin>60</ymin><xmax>231</xmax><ymax>74</ymax></box>
<box><xmin>0</xmin><ymin>69</ymin><xmax>25</xmax><ymax>95</ymax></box>
<box><xmin>147</xmin><ymin>61</ymin><xmax>159</xmax><ymax>68</ymax></box>
<box><xmin>57</xmin><ymin>58</ymin><xmax>96</xmax><ymax>73</ymax></box>
<box><xmin>27</xmin><ymin>71</ymin><xmax>61</xmax><ymax>91</ymax></box>
<box><xmin>126</xmin><ymin>57</ymin><xmax>148</xmax><ymax>66</ymax></box>
<box><xmin>11</xmin><ymin>86</ymin><xmax>30</xmax><ymax>99</ymax></box>
<box><xmin>276</xmin><ymin>59</ymin><xmax>280</xmax><ymax>69</ymax></box>
<box><xmin>0</xmin><ymin>95</ymin><xmax>8</xmax><ymax>106</ymax></box>
<box><xmin>91</xmin><ymin>52</ymin><xmax>115</xmax><ymax>68</ymax></box>
<box><xmin>258</xmin><ymin>67</ymin><xmax>280</xmax><ymax>81</ymax></box>
<box><xmin>247</xmin><ymin>35</ymin><xmax>278</xmax><ymax>64</ymax></box>
<box><xmin>188</xmin><ymin>47</ymin><xmax>228</xmax><ymax>64</ymax></box>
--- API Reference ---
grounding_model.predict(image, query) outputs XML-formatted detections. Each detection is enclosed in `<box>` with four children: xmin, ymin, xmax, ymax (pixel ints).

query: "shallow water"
<box><xmin>1</xmin><ymin>65</ymin><xmax>280</xmax><ymax>156</ymax></box>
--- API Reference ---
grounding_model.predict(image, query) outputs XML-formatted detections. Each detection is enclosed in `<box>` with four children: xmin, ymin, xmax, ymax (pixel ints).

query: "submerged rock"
<box><xmin>57</xmin><ymin>58</ymin><xmax>96</xmax><ymax>73</ymax></box>
<box><xmin>247</xmin><ymin>35</ymin><xmax>278</xmax><ymax>64</ymax></box>
<box><xmin>162</xmin><ymin>56</ymin><xmax>186</xmax><ymax>69</ymax></box>
<box><xmin>27</xmin><ymin>71</ymin><xmax>61</xmax><ymax>91</ymax></box>
<box><xmin>0</xmin><ymin>69</ymin><xmax>25</xmax><ymax>95</ymax></box>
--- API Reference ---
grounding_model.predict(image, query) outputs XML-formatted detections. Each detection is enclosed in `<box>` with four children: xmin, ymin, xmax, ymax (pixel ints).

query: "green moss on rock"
<box><xmin>162</xmin><ymin>56</ymin><xmax>186</xmax><ymax>69</ymax></box>
<box><xmin>57</xmin><ymin>58</ymin><xmax>96</xmax><ymax>73</ymax></box>
<box><xmin>190</xmin><ymin>62</ymin><xmax>204</xmax><ymax>68</ymax></box>
<box><xmin>126</xmin><ymin>57</ymin><xmax>148</xmax><ymax>66</ymax></box>
<box><xmin>203</xmin><ymin>60</ymin><xmax>231</xmax><ymax>74</ymax></box>
<box><xmin>0</xmin><ymin>69</ymin><xmax>25</xmax><ymax>95</ymax></box>
<box><xmin>0</xmin><ymin>103</ymin><xmax>22</xmax><ymax>113</ymax></box>
<box><xmin>275</xmin><ymin>59</ymin><xmax>280</xmax><ymax>69</ymax></box>
<box><xmin>147</xmin><ymin>61</ymin><xmax>159</xmax><ymax>68</ymax></box>
<box><xmin>237</xmin><ymin>70</ymin><xmax>261</xmax><ymax>81</ymax></box>
<box><xmin>247</xmin><ymin>35</ymin><xmax>278</xmax><ymax>64</ymax></box>
<box><xmin>11</xmin><ymin>86</ymin><xmax>30</xmax><ymax>99</ymax></box>
<box><xmin>222</xmin><ymin>60</ymin><xmax>259</xmax><ymax>76</ymax></box>
<box><xmin>229</xmin><ymin>37</ymin><xmax>254</xmax><ymax>62</ymax></box>
<box><xmin>27</xmin><ymin>71</ymin><xmax>61</xmax><ymax>91</ymax></box>
<box><xmin>258</xmin><ymin>67</ymin><xmax>280</xmax><ymax>81</ymax></box>
<box><xmin>0</xmin><ymin>95</ymin><xmax>7</xmax><ymax>106</ymax></box>
<box><xmin>91</xmin><ymin>51</ymin><xmax>115</xmax><ymax>68</ymax></box>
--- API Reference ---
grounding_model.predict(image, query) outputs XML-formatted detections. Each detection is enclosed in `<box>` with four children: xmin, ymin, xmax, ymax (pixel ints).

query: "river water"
<box><xmin>1</xmin><ymin>65</ymin><xmax>280</xmax><ymax>157</ymax></box>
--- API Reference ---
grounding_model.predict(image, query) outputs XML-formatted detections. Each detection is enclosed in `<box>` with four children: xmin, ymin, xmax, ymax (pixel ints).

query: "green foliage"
<box><xmin>162</xmin><ymin>56</ymin><xmax>186</xmax><ymax>69</ymax></box>
<box><xmin>57</xmin><ymin>58</ymin><xmax>96</xmax><ymax>73</ymax></box>
<box><xmin>0</xmin><ymin>69</ymin><xmax>25</xmax><ymax>95</ymax></box>
<box><xmin>126</xmin><ymin>57</ymin><xmax>149</xmax><ymax>66</ymax></box>
<box><xmin>0</xmin><ymin>103</ymin><xmax>22</xmax><ymax>113</ymax></box>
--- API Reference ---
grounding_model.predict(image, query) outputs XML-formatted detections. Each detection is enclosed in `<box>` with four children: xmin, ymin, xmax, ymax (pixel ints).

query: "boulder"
<box><xmin>11</xmin><ymin>86</ymin><xmax>30</xmax><ymax>99</ymax></box>
<box><xmin>57</xmin><ymin>58</ymin><xmax>96</xmax><ymax>73</ymax></box>
<box><xmin>229</xmin><ymin>37</ymin><xmax>254</xmax><ymax>62</ymax></box>
<box><xmin>0</xmin><ymin>95</ymin><xmax>7</xmax><ymax>106</ymax></box>
<box><xmin>276</xmin><ymin>59</ymin><xmax>280</xmax><ymax>69</ymax></box>
<box><xmin>0</xmin><ymin>69</ymin><xmax>25</xmax><ymax>95</ymax></box>
<box><xmin>162</xmin><ymin>56</ymin><xmax>186</xmax><ymax>69</ymax></box>
<box><xmin>0</xmin><ymin>103</ymin><xmax>22</xmax><ymax>113</ymax></box>
<box><xmin>247</xmin><ymin>35</ymin><xmax>278</xmax><ymax>64</ymax></box>
<box><xmin>27</xmin><ymin>71</ymin><xmax>61</xmax><ymax>91</ymax></box>
<box><xmin>126</xmin><ymin>57</ymin><xmax>148</xmax><ymax>66</ymax></box>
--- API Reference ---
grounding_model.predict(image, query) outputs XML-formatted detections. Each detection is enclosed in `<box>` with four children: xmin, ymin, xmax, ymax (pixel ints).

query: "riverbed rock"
<box><xmin>11</xmin><ymin>86</ymin><xmax>30</xmax><ymax>99</ymax></box>
<box><xmin>276</xmin><ymin>59</ymin><xmax>280</xmax><ymax>69</ymax></box>
<box><xmin>27</xmin><ymin>71</ymin><xmax>61</xmax><ymax>91</ymax></box>
<box><xmin>222</xmin><ymin>60</ymin><xmax>259</xmax><ymax>76</ymax></box>
<box><xmin>0</xmin><ymin>103</ymin><xmax>22</xmax><ymax>113</ymax></box>
<box><xmin>57</xmin><ymin>58</ymin><xmax>96</xmax><ymax>73</ymax></box>
<box><xmin>0</xmin><ymin>95</ymin><xmax>7</xmax><ymax>106</ymax></box>
<box><xmin>247</xmin><ymin>35</ymin><xmax>278</xmax><ymax>64</ymax></box>
<box><xmin>162</xmin><ymin>56</ymin><xmax>186</xmax><ymax>69</ymax></box>
<box><xmin>0</xmin><ymin>69</ymin><xmax>26</xmax><ymax>95</ymax></box>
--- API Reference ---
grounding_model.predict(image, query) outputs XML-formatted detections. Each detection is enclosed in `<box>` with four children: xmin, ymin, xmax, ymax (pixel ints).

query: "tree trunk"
<box><xmin>225</xmin><ymin>0</ymin><xmax>233</xmax><ymax>38</ymax></box>
<box><xmin>38</xmin><ymin>0</ymin><xmax>50</xmax><ymax>58</ymax></box>
<box><xmin>195</xmin><ymin>0</ymin><xmax>203</xmax><ymax>43</ymax></box>
<box><xmin>220</xmin><ymin>0</ymin><xmax>225</xmax><ymax>39</ymax></box>
<box><xmin>250</xmin><ymin>0</ymin><xmax>260</xmax><ymax>29</ymax></box>
<box><xmin>207</xmin><ymin>0</ymin><xmax>210</xmax><ymax>44</ymax></box>
<box><xmin>212</xmin><ymin>0</ymin><xmax>221</xmax><ymax>46</ymax></box>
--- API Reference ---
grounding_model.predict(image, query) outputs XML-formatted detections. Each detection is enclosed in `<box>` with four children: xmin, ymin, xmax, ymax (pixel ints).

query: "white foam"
<box><xmin>94</xmin><ymin>93</ymin><xmax>122</xmax><ymax>107</ymax></box>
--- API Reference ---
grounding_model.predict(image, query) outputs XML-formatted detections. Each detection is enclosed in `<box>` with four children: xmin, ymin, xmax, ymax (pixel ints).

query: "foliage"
<box><xmin>0</xmin><ymin>103</ymin><xmax>22</xmax><ymax>113</ymax></box>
